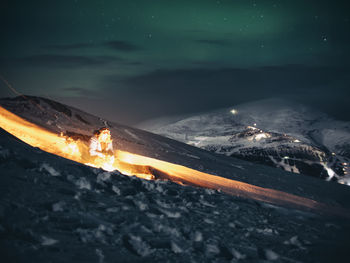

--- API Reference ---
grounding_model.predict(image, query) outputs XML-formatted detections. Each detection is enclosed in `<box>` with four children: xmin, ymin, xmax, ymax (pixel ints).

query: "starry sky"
<box><xmin>1</xmin><ymin>0</ymin><xmax>349</xmax><ymax>125</ymax></box>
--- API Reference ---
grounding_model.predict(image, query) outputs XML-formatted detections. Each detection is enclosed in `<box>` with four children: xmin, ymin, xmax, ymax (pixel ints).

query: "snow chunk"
<box><xmin>231</xmin><ymin>248</ymin><xmax>246</xmax><ymax>260</ymax></box>
<box><xmin>76</xmin><ymin>177</ymin><xmax>91</xmax><ymax>190</ymax></box>
<box><xmin>171</xmin><ymin>241</ymin><xmax>184</xmax><ymax>254</ymax></box>
<box><xmin>134</xmin><ymin>200</ymin><xmax>148</xmax><ymax>211</ymax></box>
<box><xmin>112</xmin><ymin>185</ymin><xmax>121</xmax><ymax>195</ymax></box>
<box><xmin>41</xmin><ymin>236</ymin><xmax>59</xmax><ymax>246</ymax></box>
<box><xmin>204</xmin><ymin>218</ymin><xmax>214</xmax><ymax>224</ymax></box>
<box><xmin>76</xmin><ymin>224</ymin><xmax>113</xmax><ymax>244</ymax></box>
<box><xmin>95</xmin><ymin>248</ymin><xmax>104</xmax><ymax>263</ymax></box>
<box><xmin>158</xmin><ymin>208</ymin><xmax>181</xmax><ymax>218</ymax></box>
<box><xmin>256</xmin><ymin>228</ymin><xmax>278</xmax><ymax>235</ymax></box>
<box><xmin>52</xmin><ymin>201</ymin><xmax>65</xmax><ymax>212</ymax></box>
<box><xmin>204</xmin><ymin>188</ymin><xmax>216</xmax><ymax>195</ymax></box>
<box><xmin>284</xmin><ymin>235</ymin><xmax>305</xmax><ymax>249</ymax></box>
<box><xmin>155</xmin><ymin>199</ymin><xmax>172</xmax><ymax>209</ymax></box>
<box><xmin>199</xmin><ymin>199</ymin><xmax>216</xmax><ymax>207</ymax></box>
<box><xmin>127</xmin><ymin>234</ymin><xmax>154</xmax><ymax>257</ymax></box>
<box><xmin>97</xmin><ymin>172</ymin><xmax>111</xmax><ymax>184</ymax></box>
<box><xmin>228</xmin><ymin>222</ymin><xmax>236</xmax><ymax>228</ymax></box>
<box><xmin>193</xmin><ymin>231</ymin><xmax>203</xmax><ymax>242</ymax></box>
<box><xmin>40</xmin><ymin>163</ymin><xmax>60</xmax><ymax>176</ymax></box>
<box><xmin>262</xmin><ymin>249</ymin><xmax>279</xmax><ymax>261</ymax></box>
<box><xmin>154</xmin><ymin>224</ymin><xmax>180</xmax><ymax>237</ymax></box>
<box><xmin>205</xmin><ymin>243</ymin><xmax>220</xmax><ymax>256</ymax></box>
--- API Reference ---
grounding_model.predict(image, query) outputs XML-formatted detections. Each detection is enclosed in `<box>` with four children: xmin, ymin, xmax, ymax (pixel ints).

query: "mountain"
<box><xmin>139</xmin><ymin>98</ymin><xmax>350</xmax><ymax>185</ymax></box>
<box><xmin>1</xmin><ymin>96</ymin><xmax>350</xmax><ymax>262</ymax></box>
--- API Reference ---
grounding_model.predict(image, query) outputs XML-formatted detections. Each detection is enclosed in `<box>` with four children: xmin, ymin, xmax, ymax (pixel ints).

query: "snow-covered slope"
<box><xmin>1</xmin><ymin>123</ymin><xmax>350</xmax><ymax>262</ymax></box>
<box><xmin>139</xmin><ymin>98</ymin><xmax>350</xmax><ymax>184</ymax></box>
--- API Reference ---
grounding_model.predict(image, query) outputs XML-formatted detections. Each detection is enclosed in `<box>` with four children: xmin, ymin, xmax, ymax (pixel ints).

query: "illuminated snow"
<box><xmin>254</xmin><ymin>133</ymin><xmax>270</xmax><ymax>141</ymax></box>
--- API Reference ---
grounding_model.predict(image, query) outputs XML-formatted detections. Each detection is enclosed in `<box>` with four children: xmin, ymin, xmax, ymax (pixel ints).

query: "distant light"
<box><xmin>283</xmin><ymin>156</ymin><xmax>290</xmax><ymax>159</ymax></box>
<box><xmin>253</xmin><ymin>123</ymin><xmax>257</xmax><ymax>126</ymax></box>
<box><xmin>332</xmin><ymin>152</ymin><xmax>336</xmax><ymax>156</ymax></box>
<box><xmin>230</xmin><ymin>109</ymin><xmax>238</xmax><ymax>115</ymax></box>
<box><xmin>294</xmin><ymin>139</ymin><xmax>301</xmax><ymax>143</ymax></box>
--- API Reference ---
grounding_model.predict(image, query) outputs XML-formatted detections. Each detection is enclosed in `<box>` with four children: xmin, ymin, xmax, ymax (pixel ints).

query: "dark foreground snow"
<box><xmin>1</xmin><ymin>130</ymin><xmax>350</xmax><ymax>263</ymax></box>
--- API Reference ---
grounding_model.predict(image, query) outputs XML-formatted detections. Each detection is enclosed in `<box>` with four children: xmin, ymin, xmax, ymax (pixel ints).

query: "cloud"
<box><xmin>195</xmin><ymin>39</ymin><xmax>231</xmax><ymax>46</ymax></box>
<box><xmin>43</xmin><ymin>40</ymin><xmax>140</xmax><ymax>52</ymax></box>
<box><xmin>62</xmin><ymin>86</ymin><xmax>98</xmax><ymax>97</ymax></box>
<box><xmin>104</xmin><ymin>41</ymin><xmax>140</xmax><ymax>51</ymax></box>
<box><xmin>100</xmin><ymin>65</ymin><xmax>350</xmax><ymax>122</ymax></box>
<box><xmin>43</xmin><ymin>43</ymin><xmax>97</xmax><ymax>50</ymax></box>
<box><xmin>1</xmin><ymin>54</ymin><xmax>124</xmax><ymax>68</ymax></box>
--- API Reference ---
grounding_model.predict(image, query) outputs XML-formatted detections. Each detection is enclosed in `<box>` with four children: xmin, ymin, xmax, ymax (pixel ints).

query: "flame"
<box><xmin>1</xmin><ymin>105</ymin><xmax>349</xmax><ymax>217</ymax></box>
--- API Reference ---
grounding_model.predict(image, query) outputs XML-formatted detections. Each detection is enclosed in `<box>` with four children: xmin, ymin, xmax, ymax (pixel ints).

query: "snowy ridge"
<box><xmin>1</xmin><ymin>96</ymin><xmax>350</xmax><ymax>262</ymax></box>
<box><xmin>1</xmin><ymin>126</ymin><xmax>350</xmax><ymax>262</ymax></box>
<box><xmin>140</xmin><ymin>98</ymin><xmax>350</xmax><ymax>184</ymax></box>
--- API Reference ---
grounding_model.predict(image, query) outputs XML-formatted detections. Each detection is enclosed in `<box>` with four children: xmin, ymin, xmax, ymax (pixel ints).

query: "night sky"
<box><xmin>1</xmin><ymin>0</ymin><xmax>349</xmax><ymax>125</ymax></box>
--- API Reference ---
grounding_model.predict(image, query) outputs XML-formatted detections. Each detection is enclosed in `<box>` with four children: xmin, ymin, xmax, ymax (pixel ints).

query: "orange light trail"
<box><xmin>0</xmin><ymin>105</ymin><xmax>349</xmax><ymax>218</ymax></box>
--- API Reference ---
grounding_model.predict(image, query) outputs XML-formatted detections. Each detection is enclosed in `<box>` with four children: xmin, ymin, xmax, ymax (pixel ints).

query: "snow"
<box><xmin>124</xmin><ymin>129</ymin><xmax>140</xmax><ymax>140</ymax></box>
<box><xmin>95</xmin><ymin>248</ymin><xmax>105</xmax><ymax>263</ymax></box>
<box><xmin>139</xmin><ymin>98</ymin><xmax>350</xmax><ymax>184</ymax></box>
<box><xmin>112</xmin><ymin>185</ymin><xmax>121</xmax><ymax>195</ymax></box>
<box><xmin>171</xmin><ymin>241</ymin><xmax>184</xmax><ymax>253</ymax></box>
<box><xmin>284</xmin><ymin>236</ymin><xmax>305</xmax><ymax>249</ymax></box>
<box><xmin>76</xmin><ymin>177</ymin><xmax>92</xmax><ymax>190</ymax></box>
<box><xmin>127</xmin><ymin>234</ymin><xmax>154</xmax><ymax>257</ymax></box>
<box><xmin>96</xmin><ymin>172</ymin><xmax>111</xmax><ymax>184</ymax></box>
<box><xmin>52</xmin><ymin>201</ymin><xmax>65</xmax><ymax>212</ymax></box>
<box><xmin>231</xmin><ymin>248</ymin><xmax>246</xmax><ymax>260</ymax></box>
<box><xmin>263</xmin><ymin>249</ymin><xmax>280</xmax><ymax>261</ymax></box>
<box><xmin>40</xmin><ymin>163</ymin><xmax>60</xmax><ymax>176</ymax></box>
<box><xmin>1</xmin><ymin>96</ymin><xmax>350</xmax><ymax>262</ymax></box>
<box><xmin>158</xmin><ymin>208</ymin><xmax>181</xmax><ymax>218</ymax></box>
<box><xmin>134</xmin><ymin>200</ymin><xmax>148</xmax><ymax>211</ymax></box>
<box><xmin>41</xmin><ymin>236</ymin><xmax>59</xmax><ymax>246</ymax></box>
<box><xmin>205</xmin><ymin>243</ymin><xmax>220</xmax><ymax>256</ymax></box>
<box><xmin>193</xmin><ymin>231</ymin><xmax>203</xmax><ymax>242</ymax></box>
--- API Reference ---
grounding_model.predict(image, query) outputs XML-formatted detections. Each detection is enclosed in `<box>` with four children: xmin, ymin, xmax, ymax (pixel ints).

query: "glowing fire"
<box><xmin>0</xmin><ymin>105</ymin><xmax>349</xmax><ymax>217</ymax></box>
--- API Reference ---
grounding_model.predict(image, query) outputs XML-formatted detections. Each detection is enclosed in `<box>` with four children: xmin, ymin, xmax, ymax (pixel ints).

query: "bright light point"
<box><xmin>253</xmin><ymin>123</ymin><xmax>257</xmax><ymax>126</ymax></box>
<box><xmin>230</xmin><ymin>109</ymin><xmax>238</xmax><ymax>115</ymax></box>
<box><xmin>294</xmin><ymin>139</ymin><xmax>300</xmax><ymax>143</ymax></box>
<box><xmin>332</xmin><ymin>152</ymin><xmax>336</xmax><ymax>155</ymax></box>
<box><xmin>283</xmin><ymin>156</ymin><xmax>290</xmax><ymax>159</ymax></box>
